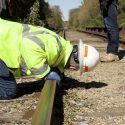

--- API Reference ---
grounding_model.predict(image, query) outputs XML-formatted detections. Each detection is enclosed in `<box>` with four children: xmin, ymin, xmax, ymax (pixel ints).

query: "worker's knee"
<box><xmin>0</xmin><ymin>76</ymin><xmax>17</xmax><ymax>100</ymax></box>
<box><xmin>0</xmin><ymin>60</ymin><xmax>10</xmax><ymax>77</ymax></box>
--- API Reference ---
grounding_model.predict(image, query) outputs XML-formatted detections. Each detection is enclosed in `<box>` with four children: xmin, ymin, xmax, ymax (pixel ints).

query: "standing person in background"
<box><xmin>99</xmin><ymin>0</ymin><xmax>119</xmax><ymax>62</ymax></box>
<box><xmin>0</xmin><ymin>18</ymin><xmax>99</xmax><ymax>100</ymax></box>
<box><xmin>0</xmin><ymin>0</ymin><xmax>12</xmax><ymax>19</ymax></box>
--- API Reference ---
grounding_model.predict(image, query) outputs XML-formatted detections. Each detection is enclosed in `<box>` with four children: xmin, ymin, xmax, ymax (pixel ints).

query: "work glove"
<box><xmin>51</xmin><ymin>67</ymin><xmax>64</xmax><ymax>80</ymax></box>
<box><xmin>46</xmin><ymin>71</ymin><xmax>61</xmax><ymax>85</ymax></box>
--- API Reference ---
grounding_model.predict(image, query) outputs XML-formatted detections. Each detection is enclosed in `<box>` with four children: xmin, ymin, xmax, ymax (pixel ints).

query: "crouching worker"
<box><xmin>0</xmin><ymin>18</ymin><xmax>100</xmax><ymax>100</ymax></box>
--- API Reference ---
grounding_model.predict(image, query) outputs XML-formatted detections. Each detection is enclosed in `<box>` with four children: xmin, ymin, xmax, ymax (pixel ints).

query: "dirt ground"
<box><xmin>0</xmin><ymin>31</ymin><xmax>125</xmax><ymax>125</ymax></box>
<box><xmin>63</xmin><ymin>31</ymin><xmax>125</xmax><ymax>125</ymax></box>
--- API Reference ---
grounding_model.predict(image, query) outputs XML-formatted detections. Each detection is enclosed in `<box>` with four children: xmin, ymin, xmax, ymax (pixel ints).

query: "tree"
<box><xmin>68</xmin><ymin>0</ymin><xmax>125</xmax><ymax>30</ymax></box>
<box><xmin>68</xmin><ymin>8</ymin><xmax>80</xmax><ymax>29</ymax></box>
<box><xmin>46</xmin><ymin>5</ymin><xmax>63</xmax><ymax>30</ymax></box>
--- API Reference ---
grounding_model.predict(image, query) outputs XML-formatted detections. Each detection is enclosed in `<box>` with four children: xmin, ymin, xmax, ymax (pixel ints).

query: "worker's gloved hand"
<box><xmin>51</xmin><ymin>67</ymin><xmax>64</xmax><ymax>80</ymax></box>
<box><xmin>46</xmin><ymin>71</ymin><xmax>61</xmax><ymax>85</ymax></box>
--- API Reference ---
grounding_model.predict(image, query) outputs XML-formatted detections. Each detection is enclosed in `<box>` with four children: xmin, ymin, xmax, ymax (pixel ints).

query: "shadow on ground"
<box><xmin>52</xmin><ymin>76</ymin><xmax>107</xmax><ymax>125</ymax></box>
<box><xmin>15</xmin><ymin>76</ymin><xmax>107</xmax><ymax>125</ymax></box>
<box><xmin>16</xmin><ymin>76</ymin><xmax>107</xmax><ymax>98</ymax></box>
<box><xmin>62</xmin><ymin>76</ymin><xmax>107</xmax><ymax>90</ymax></box>
<box><xmin>15</xmin><ymin>79</ymin><xmax>44</xmax><ymax>98</ymax></box>
<box><xmin>118</xmin><ymin>50</ymin><xmax>125</xmax><ymax>60</ymax></box>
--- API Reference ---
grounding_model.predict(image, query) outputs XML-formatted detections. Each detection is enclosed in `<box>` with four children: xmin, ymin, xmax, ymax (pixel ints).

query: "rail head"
<box><xmin>31</xmin><ymin>80</ymin><xmax>57</xmax><ymax>125</ymax></box>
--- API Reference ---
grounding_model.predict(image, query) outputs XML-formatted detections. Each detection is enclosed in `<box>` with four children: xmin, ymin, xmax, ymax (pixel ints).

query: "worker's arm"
<box><xmin>21</xmin><ymin>38</ymin><xmax>51</xmax><ymax>78</ymax></box>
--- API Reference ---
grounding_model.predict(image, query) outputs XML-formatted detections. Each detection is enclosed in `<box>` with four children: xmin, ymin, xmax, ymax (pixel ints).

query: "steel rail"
<box><xmin>31</xmin><ymin>80</ymin><xmax>57</xmax><ymax>125</ymax></box>
<box><xmin>81</xmin><ymin>30</ymin><xmax>125</xmax><ymax>45</ymax></box>
<box><xmin>31</xmin><ymin>30</ymin><xmax>65</xmax><ymax>125</ymax></box>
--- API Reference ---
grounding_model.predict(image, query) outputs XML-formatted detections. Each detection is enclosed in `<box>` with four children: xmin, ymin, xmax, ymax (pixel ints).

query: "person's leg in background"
<box><xmin>0</xmin><ymin>60</ymin><xmax>17</xmax><ymax>100</ymax></box>
<box><xmin>0</xmin><ymin>0</ymin><xmax>12</xmax><ymax>19</ymax></box>
<box><xmin>101</xmin><ymin>0</ymin><xmax>119</xmax><ymax>62</ymax></box>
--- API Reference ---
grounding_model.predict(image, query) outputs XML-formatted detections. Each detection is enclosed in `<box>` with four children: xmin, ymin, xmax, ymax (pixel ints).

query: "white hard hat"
<box><xmin>78</xmin><ymin>39</ymin><xmax>100</xmax><ymax>74</ymax></box>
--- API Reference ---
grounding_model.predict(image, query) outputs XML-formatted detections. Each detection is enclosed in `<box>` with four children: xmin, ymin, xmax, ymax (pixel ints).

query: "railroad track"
<box><xmin>1</xmin><ymin>29</ymin><xmax>125</xmax><ymax>125</ymax></box>
<box><xmin>81</xmin><ymin>28</ymin><xmax>125</xmax><ymax>47</ymax></box>
<box><xmin>28</xmin><ymin>29</ymin><xmax>125</xmax><ymax>125</ymax></box>
<box><xmin>31</xmin><ymin>30</ymin><xmax>66</xmax><ymax>125</ymax></box>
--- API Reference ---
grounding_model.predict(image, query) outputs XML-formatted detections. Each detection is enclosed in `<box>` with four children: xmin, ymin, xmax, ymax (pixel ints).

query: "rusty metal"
<box><xmin>31</xmin><ymin>80</ymin><xmax>57</xmax><ymax>125</ymax></box>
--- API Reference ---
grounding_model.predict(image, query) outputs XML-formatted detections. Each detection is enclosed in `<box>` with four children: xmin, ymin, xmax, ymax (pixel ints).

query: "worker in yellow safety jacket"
<box><xmin>0</xmin><ymin>18</ymin><xmax>100</xmax><ymax>100</ymax></box>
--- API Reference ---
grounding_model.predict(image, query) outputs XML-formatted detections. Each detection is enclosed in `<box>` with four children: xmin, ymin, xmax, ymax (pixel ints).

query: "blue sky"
<box><xmin>48</xmin><ymin>0</ymin><xmax>82</xmax><ymax>21</ymax></box>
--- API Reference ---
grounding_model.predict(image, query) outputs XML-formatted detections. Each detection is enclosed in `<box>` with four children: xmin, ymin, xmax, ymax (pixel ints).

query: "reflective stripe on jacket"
<box><xmin>0</xmin><ymin>18</ymin><xmax>73</xmax><ymax>78</ymax></box>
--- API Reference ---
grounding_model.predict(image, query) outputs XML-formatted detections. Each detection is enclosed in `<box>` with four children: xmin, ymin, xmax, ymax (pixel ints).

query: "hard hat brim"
<box><xmin>78</xmin><ymin>40</ymin><xmax>84</xmax><ymax>75</ymax></box>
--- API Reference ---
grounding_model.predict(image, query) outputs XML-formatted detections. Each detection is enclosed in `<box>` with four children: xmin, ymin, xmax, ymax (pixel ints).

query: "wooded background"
<box><xmin>7</xmin><ymin>0</ymin><xmax>125</xmax><ymax>30</ymax></box>
<box><xmin>68</xmin><ymin>0</ymin><xmax>125</xmax><ymax>29</ymax></box>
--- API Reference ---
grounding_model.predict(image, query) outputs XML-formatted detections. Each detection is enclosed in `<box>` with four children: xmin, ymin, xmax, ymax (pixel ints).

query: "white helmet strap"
<box><xmin>73</xmin><ymin>45</ymin><xmax>79</xmax><ymax>63</ymax></box>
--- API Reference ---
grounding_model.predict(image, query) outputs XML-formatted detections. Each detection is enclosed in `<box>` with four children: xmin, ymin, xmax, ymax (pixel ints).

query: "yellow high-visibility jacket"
<box><xmin>0</xmin><ymin>18</ymin><xmax>73</xmax><ymax>78</ymax></box>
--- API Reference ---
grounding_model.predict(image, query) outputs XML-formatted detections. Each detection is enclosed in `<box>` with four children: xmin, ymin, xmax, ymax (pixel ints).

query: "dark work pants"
<box><xmin>0</xmin><ymin>0</ymin><xmax>11</xmax><ymax>19</ymax></box>
<box><xmin>103</xmin><ymin>0</ymin><xmax>119</xmax><ymax>55</ymax></box>
<box><xmin>0</xmin><ymin>60</ymin><xmax>17</xmax><ymax>100</ymax></box>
